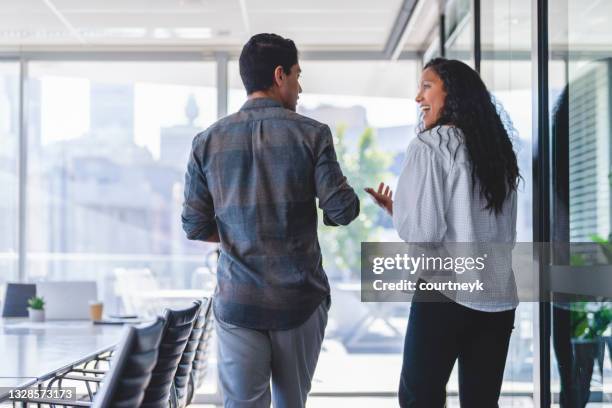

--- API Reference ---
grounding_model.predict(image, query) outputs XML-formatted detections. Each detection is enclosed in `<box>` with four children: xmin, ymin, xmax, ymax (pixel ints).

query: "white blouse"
<box><xmin>393</xmin><ymin>125</ymin><xmax>518</xmax><ymax>312</ymax></box>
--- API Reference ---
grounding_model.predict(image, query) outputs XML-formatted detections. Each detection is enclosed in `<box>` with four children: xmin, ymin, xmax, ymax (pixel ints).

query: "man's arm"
<box><xmin>182</xmin><ymin>135</ymin><xmax>220</xmax><ymax>243</ymax></box>
<box><xmin>314</xmin><ymin>125</ymin><xmax>360</xmax><ymax>226</ymax></box>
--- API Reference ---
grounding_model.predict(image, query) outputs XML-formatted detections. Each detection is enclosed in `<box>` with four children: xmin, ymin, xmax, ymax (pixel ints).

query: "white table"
<box><xmin>0</xmin><ymin>318</ymin><xmax>127</xmax><ymax>402</ymax></box>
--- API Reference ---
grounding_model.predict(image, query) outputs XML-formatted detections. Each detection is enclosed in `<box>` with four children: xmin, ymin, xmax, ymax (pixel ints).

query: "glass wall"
<box><xmin>231</xmin><ymin>59</ymin><xmax>418</xmax><ymax>394</ymax></box>
<box><xmin>479</xmin><ymin>0</ymin><xmax>535</xmax><ymax>404</ymax></box>
<box><xmin>548</xmin><ymin>1</ymin><xmax>612</xmax><ymax>406</ymax></box>
<box><xmin>0</xmin><ymin>62</ymin><xmax>19</xmax><ymax>300</ymax></box>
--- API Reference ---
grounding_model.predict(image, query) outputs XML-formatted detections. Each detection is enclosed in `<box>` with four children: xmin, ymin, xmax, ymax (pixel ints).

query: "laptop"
<box><xmin>36</xmin><ymin>281</ymin><xmax>98</xmax><ymax>320</ymax></box>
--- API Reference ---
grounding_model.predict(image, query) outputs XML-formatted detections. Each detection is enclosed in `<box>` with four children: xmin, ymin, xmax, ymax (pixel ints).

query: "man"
<box><xmin>181</xmin><ymin>33</ymin><xmax>360</xmax><ymax>408</ymax></box>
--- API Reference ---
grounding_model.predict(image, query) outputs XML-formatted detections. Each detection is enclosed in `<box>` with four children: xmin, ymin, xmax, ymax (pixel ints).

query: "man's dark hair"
<box><xmin>239</xmin><ymin>33</ymin><xmax>298</xmax><ymax>94</ymax></box>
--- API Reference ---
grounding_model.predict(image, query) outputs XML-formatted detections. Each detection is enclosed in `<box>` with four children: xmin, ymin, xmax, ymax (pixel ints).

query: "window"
<box><xmin>0</xmin><ymin>62</ymin><xmax>20</xmax><ymax>295</ymax></box>
<box><xmin>23</xmin><ymin>60</ymin><xmax>221</xmax><ymax>398</ymax></box>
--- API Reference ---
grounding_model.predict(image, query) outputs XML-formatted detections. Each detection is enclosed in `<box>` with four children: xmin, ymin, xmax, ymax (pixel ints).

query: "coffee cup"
<box><xmin>89</xmin><ymin>301</ymin><xmax>104</xmax><ymax>321</ymax></box>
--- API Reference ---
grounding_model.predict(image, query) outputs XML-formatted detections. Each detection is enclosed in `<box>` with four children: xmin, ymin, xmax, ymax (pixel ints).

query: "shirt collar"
<box><xmin>240</xmin><ymin>97</ymin><xmax>284</xmax><ymax>111</ymax></box>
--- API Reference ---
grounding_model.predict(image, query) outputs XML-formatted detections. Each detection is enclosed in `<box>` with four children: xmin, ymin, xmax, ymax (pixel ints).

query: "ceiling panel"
<box><xmin>246</xmin><ymin>0</ymin><xmax>400</xmax><ymax>12</ymax></box>
<box><xmin>245</xmin><ymin>0</ymin><xmax>402</xmax><ymax>48</ymax></box>
<box><xmin>0</xmin><ymin>0</ymin><xmax>78</xmax><ymax>46</ymax></box>
<box><xmin>0</xmin><ymin>0</ymin><xmax>50</xmax><ymax>13</ymax></box>
<box><xmin>52</xmin><ymin>0</ymin><xmax>236</xmax><ymax>13</ymax></box>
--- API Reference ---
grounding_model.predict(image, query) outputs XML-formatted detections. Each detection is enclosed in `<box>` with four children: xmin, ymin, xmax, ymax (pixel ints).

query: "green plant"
<box><xmin>568</xmin><ymin>234</ymin><xmax>612</xmax><ymax>340</ymax></box>
<box><xmin>27</xmin><ymin>296</ymin><xmax>45</xmax><ymax>310</ymax></box>
<box><xmin>590</xmin><ymin>234</ymin><xmax>612</xmax><ymax>263</ymax></box>
<box><xmin>570</xmin><ymin>253</ymin><xmax>586</xmax><ymax>266</ymax></box>
<box><xmin>317</xmin><ymin>125</ymin><xmax>393</xmax><ymax>278</ymax></box>
<box><xmin>571</xmin><ymin>302</ymin><xmax>612</xmax><ymax>340</ymax></box>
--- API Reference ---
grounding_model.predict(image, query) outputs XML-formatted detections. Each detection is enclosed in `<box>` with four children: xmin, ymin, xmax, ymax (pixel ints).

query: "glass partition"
<box><xmin>548</xmin><ymin>1</ymin><xmax>612</xmax><ymax>406</ymax></box>
<box><xmin>481</xmin><ymin>0</ymin><xmax>535</xmax><ymax>404</ymax></box>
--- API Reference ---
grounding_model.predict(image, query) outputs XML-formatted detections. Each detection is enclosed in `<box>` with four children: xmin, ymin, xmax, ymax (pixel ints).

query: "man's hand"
<box><xmin>364</xmin><ymin>182</ymin><xmax>393</xmax><ymax>216</ymax></box>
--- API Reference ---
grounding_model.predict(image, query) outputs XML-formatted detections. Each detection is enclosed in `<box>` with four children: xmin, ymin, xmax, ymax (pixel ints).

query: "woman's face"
<box><xmin>415</xmin><ymin>67</ymin><xmax>447</xmax><ymax>129</ymax></box>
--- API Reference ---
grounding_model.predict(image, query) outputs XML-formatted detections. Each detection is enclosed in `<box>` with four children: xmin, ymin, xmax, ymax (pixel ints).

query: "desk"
<box><xmin>0</xmin><ymin>319</ymin><xmax>126</xmax><ymax>402</ymax></box>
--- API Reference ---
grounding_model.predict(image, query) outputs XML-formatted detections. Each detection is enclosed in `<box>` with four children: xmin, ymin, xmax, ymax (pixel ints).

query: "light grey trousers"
<box><xmin>216</xmin><ymin>299</ymin><xmax>329</xmax><ymax>408</ymax></box>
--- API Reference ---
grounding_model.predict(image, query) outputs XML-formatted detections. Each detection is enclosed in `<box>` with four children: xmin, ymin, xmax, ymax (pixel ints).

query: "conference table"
<box><xmin>0</xmin><ymin>318</ymin><xmax>127</xmax><ymax>403</ymax></box>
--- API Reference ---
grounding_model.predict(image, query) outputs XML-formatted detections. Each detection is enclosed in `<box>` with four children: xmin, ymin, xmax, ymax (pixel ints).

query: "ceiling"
<box><xmin>2</xmin><ymin>0</ymin><xmax>608</xmax><ymax>55</ymax></box>
<box><xmin>0</xmin><ymin>0</ymin><xmax>419</xmax><ymax>51</ymax></box>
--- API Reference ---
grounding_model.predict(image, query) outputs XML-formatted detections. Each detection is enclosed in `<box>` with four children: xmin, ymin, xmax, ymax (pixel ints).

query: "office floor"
<box><xmin>192</xmin><ymin>399</ymin><xmax>612</xmax><ymax>407</ymax></box>
<box><xmin>192</xmin><ymin>396</ymin><xmax>537</xmax><ymax>407</ymax></box>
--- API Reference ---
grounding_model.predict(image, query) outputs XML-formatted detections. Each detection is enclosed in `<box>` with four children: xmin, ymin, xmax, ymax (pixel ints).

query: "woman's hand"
<box><xmin>365</xmin><ymin>182</ymin><xmax>393</xmax><ymax>216</ymax></box>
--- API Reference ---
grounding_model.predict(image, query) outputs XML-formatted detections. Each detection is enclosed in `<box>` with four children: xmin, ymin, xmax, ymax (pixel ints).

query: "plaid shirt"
<box><xmin>182</xmin><ymin>98</ymin><xmax>360</xmax><ymax>330</ymax></box>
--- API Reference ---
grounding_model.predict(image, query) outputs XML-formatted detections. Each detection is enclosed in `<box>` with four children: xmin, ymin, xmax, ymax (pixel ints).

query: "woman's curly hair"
<box><xmin>421</xmin><ymin>58</ymin><xmax>521</xmax><ymax>215</ymax></box>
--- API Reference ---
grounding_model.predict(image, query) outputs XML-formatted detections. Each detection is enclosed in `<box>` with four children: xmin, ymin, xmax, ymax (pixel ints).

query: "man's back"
<box><xmin>182</xmin><ymin>97</ymin><xmax>360</xmax><ymax>330</ymax></box>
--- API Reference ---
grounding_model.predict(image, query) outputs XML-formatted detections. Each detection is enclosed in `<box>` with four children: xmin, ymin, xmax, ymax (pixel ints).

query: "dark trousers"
<box><xmin>399</xmin><ymin>288</ymin><xmax>515</xmax><ymax>408</ymax></box>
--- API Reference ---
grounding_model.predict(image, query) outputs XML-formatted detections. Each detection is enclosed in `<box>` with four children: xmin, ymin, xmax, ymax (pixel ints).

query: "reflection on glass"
<box><xmin>0</xmin><ymin>63</ymin><xmax>19</xmax><ymax>296</ymax></box>
<box><xmin>549</xmin><ymin>1</ymin><xmax>612</xmax><ymax>406</ymax></box>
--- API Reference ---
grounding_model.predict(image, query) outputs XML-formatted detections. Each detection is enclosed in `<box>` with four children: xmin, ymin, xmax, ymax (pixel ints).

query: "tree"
<box><xmin>318</xmin><ymin>125</ymin><xmax>393</xmax><ymax>280</ymax></box>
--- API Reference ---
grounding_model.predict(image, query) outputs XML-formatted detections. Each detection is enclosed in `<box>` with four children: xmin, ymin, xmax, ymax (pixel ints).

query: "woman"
<box><xmin>366</xmin><ymin>58</ymin><xmax>520</xmax><ymax>407</ymax></box>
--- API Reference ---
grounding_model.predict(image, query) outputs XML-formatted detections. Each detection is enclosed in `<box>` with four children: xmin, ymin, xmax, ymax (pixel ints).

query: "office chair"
<box><xmin>1</xmin><ymin>283</ymin><xmax>36</xmax><ymax>317</ymax></box>
<box><xmin>186</xmin><ymin>297</ymin><xmax>214</xmax><ymax>406</ymax></box>
<box><xmin>173</xmin><ymin>297</ymin><xmax>210</xmax><ymax>408</ymax></box>
<box><xmin>141</xmin><ymin>300</ymin><xmax>202</xmax><ymax>408</ymax></box>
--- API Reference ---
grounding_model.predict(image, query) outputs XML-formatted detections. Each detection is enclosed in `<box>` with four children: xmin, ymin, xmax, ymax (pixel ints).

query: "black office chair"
<box><xmin>173</xmin><ymin>298</ymin><xmax>209</xmax><ymax>408</ymax></box>
<box><xmin>2</xmin><ymin>283</ymin><xmax>36</xmax><ymax>317</ymax></box>
<box><xmin>93</xmin><ymin>316</ymin><xmax>166</xmax><ymax>407</ymax></box>
<box><xmin>186</xmin><ymin>297</ymin><xmax>214</xmax><ymax>406</ymax></box>
<box><xmin>12</xmin><ymin>317</ymin><xmax>166</xmax><ymax>407</ymax></box>
<box><xmin>55</xmin><ymin>300</ymin><xmax>204</xmax><ymax>407</ymax></box>
<box><xmin>141</xmin><ymin>300</ymin><xmax>202</xmax><ymax>408</ymax></box>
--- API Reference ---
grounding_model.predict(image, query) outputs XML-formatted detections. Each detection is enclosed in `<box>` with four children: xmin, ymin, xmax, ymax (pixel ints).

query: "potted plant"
<box><xmin>586</xmin><ymin>236</ymin><xmax>612</xmax><ymax>369</ymax></box>
<box><xmin>27</xmin><ymin>296</ymin><xmax>45</xmax><ymax>322</ymax></box>
<box><xmin>570</xmin><ymin>302</ymin><xmax>611</xmax><ymax>405</ymax></box>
